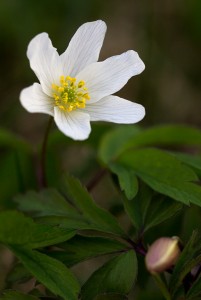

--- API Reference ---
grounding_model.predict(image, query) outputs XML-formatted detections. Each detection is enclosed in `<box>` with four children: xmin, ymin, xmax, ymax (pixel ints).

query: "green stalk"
<box><xmin>153</xmin><ymin>273</ymin><xmax>171</xmax><ymax>300</ymax></box>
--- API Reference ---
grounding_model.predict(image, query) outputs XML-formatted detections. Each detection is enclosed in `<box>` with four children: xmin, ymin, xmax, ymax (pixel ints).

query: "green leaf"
<box><xmin>15</xmin><ymin>189</ymin><xmax>108</xmax><ymax>232</ymax></box>
<box><xmin>0</xmin><ymin>291</ymin><xmax>39</xmax><ymax>300</ymax></box>
<box><xmin>170</xmin><ymin>152</ymin><xmax>201</xmax><ymax>175</ymax></box>
<box><xmin>122</xmin><ymin>183</ymin><xmax>153</xmax><ymax>230</ymax></box>
<box><xmin>60</xmin><ymin>174</ymin><xmax>124</xmax><ymax>236</ymax></box>
<box><xmin>187</xmin><ymin>274</ymin><xmax>201</xmax><ymax>299</ymax></box>
<box><xmin>15</xmin><ymin>188</ymin><xmax>79</xmax><ymax>218</ymax></box>
<box><xmin>169</xmin><ymin>231</ymin><xmax>201</xmax><ymax>296</ymax></box>
<box><xmin>36</xmin><ymin>215</ymin><xmax>97</xmax><ymax>231</ymax></box>
<box><xmin>10</xmin><ymin>246</ymin><xmax>80</xmax><ymax>300</ymax></box>
<box><xmin>99</xmin><ymin>125</ymin><xmax>201</xmax><ymax>164</ymax></box>
<box><xmin>118</xmin><ymin>148</ymin><xmax>201</xmax><ymax>206</ymax></box>
<box><xmin>6</xmin><ymin>263</ymin><xmax>32</xmax><ymax>285</ymax></box>
<box><xmin>143</xmin><ymin>195</ymin><xmax>182</xmax><ymax>232</ymax></box>
<box><xmin>122</xmin><ymin>182</ymin><xmax>182</xmax><ymax>232</ymax></box>
<box><xmin>110</xmin><ymin>163</ymin><xmax>138</xmax><ymax>200</ymax></box>
<box><xmin>124</xmin><ymin>125</ymin><xmax>201</xmax><ymax>149</ymax></box>
<box><xmin>0</xmin><ymin>211</ymin><xmax>75</xmax><ymax>248</ymax></box>
<box><xmin>99</xmin><ymin>125</ymin><xmax>141</xmax><ymax>164</ymax></box>
<box><xmin>81</xmin><ymin>250</ymin><xmax>137</xmax><ymax>300</ymax></box>
<box><xmin>49</xmin><ymin>235</ymin><xmax>128</xmax><ymax>267</ymax></box>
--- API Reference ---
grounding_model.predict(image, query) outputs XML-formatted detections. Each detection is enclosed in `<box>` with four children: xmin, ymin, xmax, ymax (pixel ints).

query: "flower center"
<box><xmin>52</xmin><ymin>76</ymin><xmax>90</xmax><ymax>112</ymax></box>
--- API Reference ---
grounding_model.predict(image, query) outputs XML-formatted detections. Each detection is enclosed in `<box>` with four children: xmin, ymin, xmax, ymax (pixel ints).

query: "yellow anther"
<box><xmin>58</xmin><ymin>87</ymin><xmax>64</xmax><ymax>93</ymax></box>
<box><xmin>52</xmin><ymin>75</ymin><xmax>90</xmax><ymax>112</ymax></box>
<box><xmin>53</xmin><ymin>94</ymin><xmax>59</xmax><ymax>101</ymax></box>
<box><xmin>60</xmin><ymin>76</ymin><xmax>65</xmax><ymax>84</ymax></box>
<box><xmin>78</xmin><ymin>102</ymin><xmax>85</xmax><ymax>108</ymax></box>
<box><xmin>84</xmin><ymin>93</ymin><xmax>90</xmax><ymax>100</ymax></box>
<box><xmin>78</xmin><ymin>80</ymin><xmax>85</xmax><ymax>88</ymax></box>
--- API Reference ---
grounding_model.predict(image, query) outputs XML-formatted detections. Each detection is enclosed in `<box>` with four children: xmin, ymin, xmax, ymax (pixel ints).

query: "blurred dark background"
<box><xmin>0</xmin><ymin>0</ymin><xmax>201</xmax><ymax>141</ymax></box>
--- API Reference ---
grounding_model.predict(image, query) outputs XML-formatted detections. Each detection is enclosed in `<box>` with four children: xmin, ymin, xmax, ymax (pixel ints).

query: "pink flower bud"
<box><xmin>145</xmin><ymin>237</ymin><xmax>181</xmax><ymax>273</ymax></box>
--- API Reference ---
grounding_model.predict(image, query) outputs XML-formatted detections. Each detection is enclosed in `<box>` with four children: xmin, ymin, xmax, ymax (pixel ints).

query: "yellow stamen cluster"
<box><xmin>52</xmin><ymin>76</ymin><xmax>90</xmax><ymax>112</ymax></box>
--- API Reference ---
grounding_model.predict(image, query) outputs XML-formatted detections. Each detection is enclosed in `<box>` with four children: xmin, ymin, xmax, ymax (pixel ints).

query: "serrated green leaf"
<box><xmin>36</xmin><ymin>215</ymin><xmax>97</xmax><ymax>231</ymax></box>
<box><xmin>0</xmin><ymin>211</ymin><xmax>75</xmax><ymax>248</ymax></box>
<box><xmin>0</xmin><ymin>291</ymin><xmax>39</xmax><ymax>300</ymax></box>
<box><xmin>10</xmin><ymin>246</ymin><xmax>80</xmax><ymax>300</ymax></box>
<box><xmin>49</xmin><ymin>235</ymin><xmax>128</xmax><ymax>267</ymax></box>
<box><xmin>60</xmin><ymin>174</ymin><xmax>124</xmax><ymax>236</ymax></box>
<box><xmin>110</xmin><ymin>163</ymin><xmax>138</xmax><ymax>200</ymax></box>
<box><xmin>187</xmin><ymin>274</ymin><xmax>201</xmax><ymax>299</ymax></box>
<box><xmin>15</xmin><ymin>188</ymin><xmax>79</xmax><ymax>218</ymax></box>
<box><xmin>81</xmin><ymin>250</ymin><xmax>137</xmax><ymax>300</ymax></box>
<box><xmin>143</xmin><ymin>195</ymin><xmax>182</xmax><ymax>232</ymax></box>
<box><xmin>169</xmin><ymin>231</ymin><xmax>201</xmax><ymax>296</ymax></box>
<box><xmin>122</xmin><ymin>183</ymin><xmax>153</xmax><ymax>230</ymax></box>
<box><xmin>99</xmin><ymin>125</ymin><xmax>201</xmax><ymax>164</ymax></box>
<box><xmin>118</xmin><ymin>148</ymin><xmax>201</xmax><ymax>206</ymax></box>
<box><xmin>15</xmin><ymin>188</ymin><xmax>109</xmax><ymax>232</ymax></box>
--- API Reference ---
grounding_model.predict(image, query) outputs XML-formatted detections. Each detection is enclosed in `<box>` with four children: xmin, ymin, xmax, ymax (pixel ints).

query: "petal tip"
<box><xmin>27</xmin><ymin>32</ymin><xmax>49</xmax><ymax>59</ymax></box>
<box><xmin>128</xmin><ymin>50</ymin><xmax>145</xmax><ymax>74</ymax></box>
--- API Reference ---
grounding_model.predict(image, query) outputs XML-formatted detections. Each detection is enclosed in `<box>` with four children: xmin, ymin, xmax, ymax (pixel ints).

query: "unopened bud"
<box><xmin>145</xmin><ymin>237</ymin><xmax>181</xmax><ymax>273</ymax></box>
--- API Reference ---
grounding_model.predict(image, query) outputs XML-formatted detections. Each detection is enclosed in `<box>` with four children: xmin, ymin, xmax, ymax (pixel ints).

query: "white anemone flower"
<box><xmin>20</xmin><ymin>20</ymin><xmax>145</xmax><ymax>140</ymax></box>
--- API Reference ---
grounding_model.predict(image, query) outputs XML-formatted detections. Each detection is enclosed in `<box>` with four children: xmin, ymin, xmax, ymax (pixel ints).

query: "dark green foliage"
<box><xmin>59</xmin><ymin>174</ymin><xmax>125</xmax><ymax>235</ymax></box>
<box><xmin>10</xmin><ymin>246</ymin><xmax>80</xmax><ymax>300</ymax></box>
<box><xmin>169</xmin><ymin>231</ymin><xmax>201</xmax><ymax>297</ymax></box>
<box><xmin>48</xmin><ymin>235</ymin><xmax>127</xmax><ymax>267</ymax></box>
<box><xmin>0</xmin><ymin>211</ymin><xmax>76</xmax><ymax>248</ymax></box>
<box><xmin>110</xmin><ymin>163</ymin><xmax>139</xmax><ymax>200</ymax></box>
<box><xmin>0</xmin><ymin>291</ymin><xmax>39</xmax><ymax>300</ymax></box>
<box><xmin>1</xmin><ymin>124</ymin><xmax>201</xmax><ymax>299</ymax></box>
<box><xmin>118</xmin><ymin>148</ymin><xmax>201</xmax><ymax>206</ymax></box>
<box><xmin>81</xmin><ymin>250</ymin><xmax>137</xmax><ymax>300</ymax></box>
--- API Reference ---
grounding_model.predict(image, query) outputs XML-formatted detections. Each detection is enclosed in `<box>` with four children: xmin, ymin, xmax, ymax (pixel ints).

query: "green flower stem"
<box><xmin>153</xmin><ymin>273</ymin><xmax>171</xmax><ymax>300</ymax></box>
<box><xmin>40</xmin><ymin>117</ymin><xmax>53</xmax><ymax>187</ymax></box>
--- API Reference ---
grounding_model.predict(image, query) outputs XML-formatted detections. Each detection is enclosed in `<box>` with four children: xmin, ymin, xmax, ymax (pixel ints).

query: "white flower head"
<box><xmin>20</xmin><ymin>20</ymin><xmax>145</xmax><ymax>140</ymax></box>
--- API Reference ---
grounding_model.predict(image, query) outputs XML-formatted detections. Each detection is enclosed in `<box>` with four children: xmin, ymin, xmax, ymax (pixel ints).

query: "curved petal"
<box><xmin>27</xmin><ymin>33</ymin><xmax>63</xmax><ymax>96</ymax></box>
<box><xmin>60</xmin><ymin>20</ymin><xmax>107</xmax><ymax>77</ymax></box>
<box><xmin>76</xmin><ymin>50</ymin><xmax>145</xmax><ymax>103</ymax></box>
<box><xmin>20</xmin><ymin>83</ymin><xmax>54</xmax><ymax>116</ymax></box>
<box><xmin>54</xmin><ymin>108</ymin><xmax>91</xmax><ymax>140</ymax></box>
<box><xmin>85</xmin><ymin>95</ymin><xmax>145</xmax><ymax>124</ymax></box>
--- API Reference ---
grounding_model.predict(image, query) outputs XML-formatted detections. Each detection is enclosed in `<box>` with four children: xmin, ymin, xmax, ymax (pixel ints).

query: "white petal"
<box><xmin>85</xmin><ymin>95</ymin><xmax>145</xmax><ymax>124</ymax></box>
<box><xmin>76</xmin><ymin>50</ymin><xmax>145</xmax><ymax>103</ymax></box>
<box><xmin>60</xmin><ymin>20</ymin><xmax>107</xmax><ymax>77</ymax></box>
<box><xmin>20</xmin><ymin>83</ymin><xmax>54</xmax><ymax>116</ymax></box>
<box><xmin>54</xmin><ymin>108</ymin><xmax>91</xmax><ymax>140</ymax></box>
<box><xmin>27</xmin><ymin>33</ymin><xmax>63</xmax><ymax>96</ymax></box>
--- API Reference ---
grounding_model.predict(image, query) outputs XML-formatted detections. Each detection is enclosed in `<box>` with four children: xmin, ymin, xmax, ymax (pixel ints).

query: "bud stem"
<box><xmin>153</xmin><ymin>273</ymin><xmax>171</xmax><ymax>300</ymax></box>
